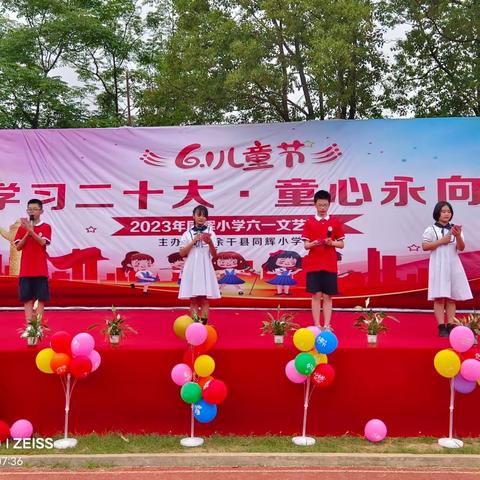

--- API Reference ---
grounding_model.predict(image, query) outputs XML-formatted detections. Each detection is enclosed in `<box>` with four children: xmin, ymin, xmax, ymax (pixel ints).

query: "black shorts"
<box><xmin>19</xmin><ymin>277</ymin><xmax>50</xmax><ymax>302</ymax></box>
<box><xmin>306</xmin><ymin>271</ymin><xmax>338</xmax><ymax>295</ymax></box>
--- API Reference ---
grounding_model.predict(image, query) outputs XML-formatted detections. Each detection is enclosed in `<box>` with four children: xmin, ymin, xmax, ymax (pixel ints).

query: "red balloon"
<box><xmin>196</xmin><ymin>325</ymin><xmax>218</xmax><ymax>354</ymax></box>
<box><xmin>69</xmin><ymin>356</ymin><xmax>92</xmax><ymax>379</ymax></box>
<box><xmin>311</xmin><ymin>363</ymin><xmax>335</xmax><ymax>388</ymax></box>
<box><xmin>0</xmin><ymin>420</ymin><xmax>10</xmax><ymax>441</ymax></box>
<box><xmin>202</xmin><ymin>379</ymin><xmax>228</xmax><ymax>404</ymax></box>
<box><xmin>50</xmin><ymin>331</ymin><xmax>72</xmax><ymax>355</ymax></box>
<box><xmin>50</xmin><ymin>353</ymin><xmax>71</xmax><ymax>375</ymax></box>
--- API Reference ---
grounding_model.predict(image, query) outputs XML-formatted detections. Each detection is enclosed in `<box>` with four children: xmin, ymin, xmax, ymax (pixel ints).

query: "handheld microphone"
<box><xmin>327</xmin><ymin>226</ymin><xmax>333</xmax><ymax>238</ymax></box>
<box><xmin>29</xmin><ymin>214</ymin><xmax>35</xmax><ymax>225</ymax></box>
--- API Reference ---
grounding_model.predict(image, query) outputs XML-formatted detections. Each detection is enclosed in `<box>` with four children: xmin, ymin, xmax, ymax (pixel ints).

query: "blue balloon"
<box><xmin>315</xmin><ymin>331</ymin><xmax>338</xmax><ymax>354</ymax></box>
<box><xmin>193</xmin><ymin>399</ymin><xmax>218</xmax><ymax>423</ymax></box>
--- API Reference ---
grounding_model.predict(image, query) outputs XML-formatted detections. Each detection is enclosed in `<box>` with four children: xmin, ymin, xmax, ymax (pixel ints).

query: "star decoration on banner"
<box><xmin>86</xmin><ymin>226</ymin><xmax>97</xmax><ymax>233</ymax></box>
<box><xmin>407</xmin><ymin>244</ymin><xmax>420</xmax><ymax>252</ymax></box>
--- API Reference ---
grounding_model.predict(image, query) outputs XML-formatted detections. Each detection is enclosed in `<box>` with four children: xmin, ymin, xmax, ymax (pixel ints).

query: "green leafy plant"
<box><xmin>453</xmin><ymin>312</ymin><xmax>480</xmax><ymax>336</ymax></box>
<box><xmin>354</xmin><ymin>298</ymin><xmax>399</xmax><ymax>336</ymax></box>
<box><xmin>18</xmin><ymin>313</ymin><xmax>50</xmax><ymax>340</ymax></box>
<box><xmin>260</xmin><ymin>306</ymin><xmax>299</xmax><ymax>336</ymax></box>
<box><xmin>89</xmin><ymin>306</ymin><xmax>137</xmax><ymax>340</ymax></box>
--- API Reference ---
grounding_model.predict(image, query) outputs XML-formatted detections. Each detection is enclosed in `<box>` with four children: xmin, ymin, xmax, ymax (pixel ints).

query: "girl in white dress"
<box><xmin>178</xmin><ymin>205</ymin><xmax>220</xmax><ymax>324</ymax></box>
<box><xmin>422</xmin><ymin>201</ymin><xmax>472</xmax><ymax>337</ymax></box>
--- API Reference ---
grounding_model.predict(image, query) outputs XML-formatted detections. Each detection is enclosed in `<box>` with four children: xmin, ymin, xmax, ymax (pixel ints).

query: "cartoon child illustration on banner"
<box><xmin>262</xmin><ymin>250</ymin><xmax>302</xmax><ymax>296</ymax></box>
<box><xmin>213</xmin><ymin>251</ymin><xmax>253</xmax><ymax>295</ymax></box>
<box><xmin>121</xmin><ymin>251</ymin><xmax>159</xmax><ymax>294</ymax></box>
<box><xmin>168</xmin><ymin>252</ymin><xmax>185</xmax><ymax>285</ymax></box>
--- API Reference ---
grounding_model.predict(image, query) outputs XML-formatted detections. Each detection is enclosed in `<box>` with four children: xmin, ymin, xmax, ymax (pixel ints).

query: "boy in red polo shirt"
<box><xmin>302</xmin><ymin>190</ymin><xmax>344</xmax><ymax>330</ymax></box>
<box><xmin>14</xmin><ymin>199</ymin><xmax>52</xmax><ymax>321</ymax></box>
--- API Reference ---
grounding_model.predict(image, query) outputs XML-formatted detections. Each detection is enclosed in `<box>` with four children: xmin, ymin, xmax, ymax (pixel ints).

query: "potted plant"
<box><xmin>260</xmin><ymin>305</ymin><xmax>299</xmax><ymax>344</ymax></box>
<box><xmin>89</xmin><ymin>306</ymin><xmax>137</xmax><ymax>345</ymax></box>
<box><xmin>453</xmin><ymin>312</ymin><xmax>480</xmax><ymax>345</ymax></box>
<box><xmin>354</xmin><ymin>298</ymin><xmax>398</xmax><ymax>344</ymax></box>
<box><xmin>18</xmin><ymin>313</ymin><xmax>50</xmax><ymax>346</ymax></box>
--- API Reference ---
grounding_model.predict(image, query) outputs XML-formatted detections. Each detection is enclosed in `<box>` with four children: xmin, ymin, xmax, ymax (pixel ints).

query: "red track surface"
<box><xmin>1</xmin><ymin>468</ymin><xmax>480</xmax><ymax>480</ymax></box>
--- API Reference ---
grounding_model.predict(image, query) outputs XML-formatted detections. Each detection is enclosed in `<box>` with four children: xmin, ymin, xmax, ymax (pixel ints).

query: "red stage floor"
<box><xmin>1</xmin><ymin>309</ymin><xmax>479</xmax><ymax>438</ymax></box>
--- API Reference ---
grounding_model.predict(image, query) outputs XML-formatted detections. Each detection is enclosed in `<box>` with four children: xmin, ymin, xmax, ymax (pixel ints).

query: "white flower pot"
<box><xmin>367</xmin><ymin>334</ymin><xmax>377</xmax><ymax>344</ymax></box>
<box><xmin>27</xmin><ymin>337</ymin><xmax>38</xmax><ymax>346</ymax></box>
<box><xmin>109</xmin><ymin>335</ymin><xmax>120</xmax><ymax>344</ymax></box>
<box><xmin>274</xmin><ymin>335</ymin><xmax>284</xmax><ymax>344</ymax></box>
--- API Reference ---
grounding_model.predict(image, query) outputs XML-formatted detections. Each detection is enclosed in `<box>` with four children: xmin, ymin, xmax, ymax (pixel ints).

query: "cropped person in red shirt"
<box><xmin>302</xmin><ymin>190</ymin><xmax>345</xmax><ymax>330</ymax></box>
<box><xmin>14</xmin><ymin>199</ymin><xmax>52</xmax><ymax>321</ymax></box>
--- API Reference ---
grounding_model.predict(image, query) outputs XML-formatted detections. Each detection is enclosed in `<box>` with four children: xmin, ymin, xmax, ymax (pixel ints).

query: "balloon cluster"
<box><xmin>35</xmin><ymin>331</ymin><xmax>101</xmax><ymax>378</ymax></box>
<box><xmin>434</xmin><ymin>326</ymin><xmax>480</xmax><ymax>394</ymax></box>
<box><xmin>285</xmin><ymin>326</ymin><xmax>338</xmax><ymax>387</ymax></box>
<box><xmin>0</xmin><ymin>419</ymin><xmax>33</xmax><ymax>441</ymax></box>
<box><xmin>172</xmin><ymin>315</ymin><xmax>228</xmax><ymax>423</ymax></box>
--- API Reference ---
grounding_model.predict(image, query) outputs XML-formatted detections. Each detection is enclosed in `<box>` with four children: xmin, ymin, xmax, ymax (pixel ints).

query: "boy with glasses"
<box><xmin>302</xmin><ymin>190</ymin><xmax>345</xmax><ymax>331</ymax></box>
<box><xmin>14</xmin><ymin>199</ymin><xmax>51</xmax><ymax>320</ymax></box>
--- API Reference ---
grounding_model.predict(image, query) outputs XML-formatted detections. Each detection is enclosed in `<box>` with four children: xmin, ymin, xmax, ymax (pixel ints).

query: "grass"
<box><xmin>2</xmin><ymin>434</ymin><xmax>480</xmax><ymax>455</ymax></box>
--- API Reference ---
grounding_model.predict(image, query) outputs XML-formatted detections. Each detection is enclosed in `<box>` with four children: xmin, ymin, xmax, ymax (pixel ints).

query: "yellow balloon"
<box><xmin>173</xmin><ymin>315</ymin><xmax>194</xmax><ymax>339</ymax></box>
<box><xmin>36</xmin><ymin>348</ymin><xmax>55</xmax><ymax>374</ymax></box>
<box><xmin>194</xmin><ymin>354</ymin><xmax>215</xmax><ymax>377</ymax></box>
<box><xmin>434</xmin><ymin>349</ymin><xmax>461</xmax><ymax>378</ymax></box>
<box><xmin>310</xmin><ymin>349</ymin><xmax>328</xmax><ymax>365</ymax></box>
<box><xmin>293</xmin><ymin>328</ymin><xmax>315</xmax><ymax>352</ymax></box>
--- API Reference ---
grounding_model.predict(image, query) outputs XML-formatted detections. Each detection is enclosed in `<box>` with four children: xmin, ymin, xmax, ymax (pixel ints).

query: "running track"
<box><xmin>0</xmin><ymin>468</ymin><xmax>479</xmax><ymax>479</ymax></box>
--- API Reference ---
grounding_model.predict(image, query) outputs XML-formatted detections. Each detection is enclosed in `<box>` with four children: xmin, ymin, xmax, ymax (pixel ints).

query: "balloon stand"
<box><xmin>292</xmin><ymin>377</ymin><xmax>316</xmax><ymax>446</ymax></box>
<box><xmin>438</xmin><ymin>379</ymin><xmax>463</xmax><ymax>449</ymax></box>
<box><xmin>180</xmin><ymin>405</ymin><xmax>204</xmax><ymax>447</ymax></box>
<box><xmin>54</xmin><ymin>374</ymin><xmax>78</xmax><ymax>449</ymax></box>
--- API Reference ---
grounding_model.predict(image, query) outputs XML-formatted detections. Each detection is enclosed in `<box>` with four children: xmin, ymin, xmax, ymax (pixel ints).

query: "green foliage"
<box><xmin>382</xmin><ymin>0</ymin><xmax>479</xmax><ymax>117</ymax></box>
<box><xmin>1</xmin><ymin>0</ymin><xmax>477</xmax><ymax>127</ymax></box>
<box><xmin>260</xmin><ymin>305</ymin><xmax>299</xmax><ymax>336</ymax></box>
<box><xmin>18</xmin><ymin>314</ymin><xmax>50</xmax><ymax>340</ymax></box>
<box><xmin>89</xmin><ymin>306</ymin><xmax>138</xmax><ymax>339</ymax></box>
<box><xmin>353</xmin><ymin>298</ymin><xmax>399</xmax><ymax>335</ymax></box>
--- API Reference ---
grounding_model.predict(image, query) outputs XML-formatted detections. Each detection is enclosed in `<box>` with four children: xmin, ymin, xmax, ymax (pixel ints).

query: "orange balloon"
<box><xmin>50</xmin><ymin>353</ymin><xmax>71</xmax><ymax>375</ymax></box>
<box><xmin>197</xmin><ymin>325</ymin><xmax>218</xmax><ymax>353</ymax></box>
<box><xmin>198</xmin><ymin>376</ymin><xmax>214</xmax><ymax>388</ymax></box>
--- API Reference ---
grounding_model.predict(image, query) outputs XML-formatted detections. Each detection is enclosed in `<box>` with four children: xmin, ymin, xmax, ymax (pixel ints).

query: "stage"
<box><xmin>1</xmin><ymin>308</ymin><xmax>479</xmax><ymax>438</ymax></box>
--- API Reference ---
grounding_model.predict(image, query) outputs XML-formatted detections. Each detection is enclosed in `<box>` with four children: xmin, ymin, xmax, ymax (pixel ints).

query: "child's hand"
<box><xmin>201</xmin><ymin>233</ymin><xmax>212</xmax><ymax>244</ymax></box>
<box><xmin>193</xmin><ymin>233</ymin><xmax>202</xmax><ymax>244</ymax></box>
<box><xmin>324</xmin><ymin>238</ymin><xmax>333</xmax><ymax>246</ymax></box>
<box><xmin>451</xmin><ymin>225</ymin><xmax>462</xmax><ymax>237</ymax></box>
<box><xmin>440</xmin><ymin>233</ymin><xmax>452</xmax><ymax>244</ymax></box>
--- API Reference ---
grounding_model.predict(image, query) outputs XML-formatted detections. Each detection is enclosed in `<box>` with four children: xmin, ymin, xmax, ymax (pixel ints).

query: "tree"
<box><xmin>384</xmin><ymin>0</ymin><xmax>479</xmax><ymax>117</ymax></box>
<box><xmin>137</xmin><ymin>0</ymin><xmax>387</xmax><ymax>124</ymax></box>
<box><xmin>0</xmin><ymin>1</ymin><xmax>85</xmax><ymax>128</ymax></box>
<box><xmin>65</xmin><ymin>0</ymin><xmax>143</xmax><ymax>125</ymax></box>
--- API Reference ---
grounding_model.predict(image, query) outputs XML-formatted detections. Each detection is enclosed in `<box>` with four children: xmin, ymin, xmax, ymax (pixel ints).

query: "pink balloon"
<box><xmin>10</xmin><ymin>419</ymin><xmax>33</xmax><ymax>439</ymax></box>
<box><xmin>364</xmin><ymin>419</ymin><xmax>387</xmax><ymax>443</ymax></box>
<box><xmin>460</xmin><ymin>358</ymin><xmax>480</xmax><ymax>382</ymax></box>
<box><xmin>171</xmin><ymin>363</ymin><xmax>193</xmax><ymax>386</ymax></box>
<box><xmin>307</xmin><ymin>326</ymin><xmax>321</xmax><ymax>337</ymax></box>
<box><xmin>88</xmin><ymin>350</ymin><xmax>102</xmax><ymax>372</ymax></box>
<box><xmin>449</xmin><ymin>326</ymin><xmax>474</xmax><ymax>353</ymax></box>
<box><xmin>285</xmin><ymin>359</ymin><xmax>307</xmax><ymax>384</ymax></box>
<box><xmin>185</xmin><ymin>323</ymin><xmax>208</xmax><ymax>346</ymax></box>
<box><xmin>71</xmin><ymin>333</ymin><xmax>95</xmax><ymax>357</ymax></box>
